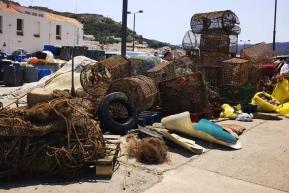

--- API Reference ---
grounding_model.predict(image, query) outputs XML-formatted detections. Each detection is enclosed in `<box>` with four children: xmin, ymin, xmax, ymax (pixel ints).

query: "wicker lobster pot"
<box><xmin>200</xmin><ymin>34</ymin><xmax>231</xmax><ymax>53</ymax></box>
<box><xmin>158</xmin><ymin>72</ymin><xmax>209</xmax><ymax>116</ymax></box>
<box><xmin>200</xmin><ymin>51</ymin><xmax>231</xmax><ymax>66</ymax></box>
<box><xmin>248</xmin><ymin>63</ymin><xmax>263</xmax><ymax>86</ymax></box>
<box><xmin>222</xmin><ymin>58</ymin><xmax>250</xmax><ymax>86</ymax></box>
<box><xmin>147</xmin><ymin>60</ymin><xmax>176</xmax><ymax>84</ymax></box>
<box><xmin>100</xmin><ymin>55</ymin><xmax>131</xmax><ymax>79</ymax></box>
<box><xmin>196</xmin><ymin>65</ymin><xmax>223</xmax><ymax>86</ymax></box>
<box><xmin>80</xmin><ymin>55</ymin><xmax>130</xmax><ymax>98</ymax></box>
<box><xmin>108</xmin><ymin>75</ymin><xmax>159</xmax><ymax>112</ymax></box>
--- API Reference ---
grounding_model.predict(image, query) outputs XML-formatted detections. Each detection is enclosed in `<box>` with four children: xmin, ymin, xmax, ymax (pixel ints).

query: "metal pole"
<box><xmin>236</xmin><ymin>37</ymin><xmax>239</xmax><ymax>54</ymax></box>
<box><xmin>71</xmin><ymin>47</ymin><xmax>76</xmax><ymax>97</ymax></box>
<box><xmin>121</xmin><ymin>0</ymin><xmax>128</xmax><ymax>56</ymax></box>
<box><xmin>133</xmin><ymin>13</ymin><xmax>136</xmax><ymax>52</ymax></box>
<box><xmin>273</xmin><ymin>0</ymin><xmax>277</xmax><ymax>51</ymax></box>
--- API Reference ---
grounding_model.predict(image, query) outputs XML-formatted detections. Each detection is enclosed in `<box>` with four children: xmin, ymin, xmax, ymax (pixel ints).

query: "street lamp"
<box><xmin>273</xmin><ymin>0</ymin><xmax>278</xmax><ymax>51</ymax></box>
<box><xmin>121</xmin><ymin>0</ymin><xmax>128</xmax><ymax>56</ymax></box>
<box><xmin>240</xmin><ymin>40</ymin><xmax>251</xmax><ymax>49</ymax></box>
<box><xmin>127</xmin><ymin>10</ymin><xmax>143</xmax><ymax>52</ymax></box>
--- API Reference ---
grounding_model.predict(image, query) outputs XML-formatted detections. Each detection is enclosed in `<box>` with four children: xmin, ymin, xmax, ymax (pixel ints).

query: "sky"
<box><xmin>15</xmin><ymin>0</ymin><xmax>289</xmax><ymax>45</ymax></box>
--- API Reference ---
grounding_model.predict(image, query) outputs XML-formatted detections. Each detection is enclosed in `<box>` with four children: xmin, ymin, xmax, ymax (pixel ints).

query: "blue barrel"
<box><xmin>35</xmin><ymin>63</ymin><xmax>60</xmax><ymax>73</ymax></box>
<box><xmin>44</xmin><ymin>45</ymin><xmax>56</xmax><ymax>54</ymax></box>
<box><xmin>38</xmin><ymin>69</ymin><xmax>52</xmax><ymax>80</ymax></box>
<box><xmin>138</xmin><ymin>111</ymin><xmax>162</xmax><ymax>126</ymax></box>
<box><xmin>15</xmin><ymin>55</ymin><xmax>27</xmax><ymax>62</ymax></box>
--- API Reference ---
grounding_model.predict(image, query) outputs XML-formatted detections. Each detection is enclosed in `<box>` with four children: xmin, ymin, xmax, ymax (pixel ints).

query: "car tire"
<box><xmin>98</xmin><ymin>92</ymin><xmax>137</xmax><ymax>135</ymax></box>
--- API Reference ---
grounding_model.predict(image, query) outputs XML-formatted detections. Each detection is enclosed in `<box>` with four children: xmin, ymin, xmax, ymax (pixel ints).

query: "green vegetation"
<box><xmin>67</xmin><ymin>13</ymin><xmax>173</xmax><ymax>48</ymax></box>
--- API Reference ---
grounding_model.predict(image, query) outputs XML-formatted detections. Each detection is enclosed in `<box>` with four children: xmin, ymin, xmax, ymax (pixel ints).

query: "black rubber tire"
<box><xmin>98</xmin><ymin>92</ymin><xmax>137</xmax><ymax>135</ymax></box>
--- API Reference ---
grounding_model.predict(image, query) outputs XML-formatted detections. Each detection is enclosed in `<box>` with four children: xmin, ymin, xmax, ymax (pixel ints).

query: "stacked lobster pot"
<box><xmin>182</xmin><ymin>10</ymin><xmax>242</xmax><ymax>87</ymax></box>
<box><xmin>80</xmin><ymin>55</ymin><xmax>131</xmax><ymax>107</ymax></box>
<box><xmin>190</xmin><ymin>10</ymin><xmax>241</xmax><ymax>59</ymax></box>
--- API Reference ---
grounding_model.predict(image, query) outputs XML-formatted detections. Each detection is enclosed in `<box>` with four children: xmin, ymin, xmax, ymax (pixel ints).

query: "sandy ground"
<box><xmin>0</xmin><ymin>86</ymin><xmax>289</xmax><ymax>193</ymax></box>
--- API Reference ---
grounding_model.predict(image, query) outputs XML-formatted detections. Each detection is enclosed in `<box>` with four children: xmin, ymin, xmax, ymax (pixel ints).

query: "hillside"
<box><xmin>29</xmin><ymin>6</ymin><xmax>175</xmax><ymax>49</ymax></box>
<box><xmin>268</xmin><ymin>42</ymin><xmax>289</xmax><ymax>54</ymax></box>
<box><xmin>238</xmin><ymin>42</ymin><xmax>289</xmax><ymax>55</ymax></box>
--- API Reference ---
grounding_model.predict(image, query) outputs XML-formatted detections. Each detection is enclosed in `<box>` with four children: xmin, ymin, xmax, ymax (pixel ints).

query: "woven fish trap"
<box><xmin>158</xmin><ymin>72</ymin><xmax>209</xmax><ymax>115</ymax></box>
<box><xmin>80</xmin><ymin>56</ymin><xmax>130</xmax><ymax>97</ymax></box>
<box><xmin>108</xmin><ymin>75</ymin><xmax>159</xmax><ymax>112</ymax></box>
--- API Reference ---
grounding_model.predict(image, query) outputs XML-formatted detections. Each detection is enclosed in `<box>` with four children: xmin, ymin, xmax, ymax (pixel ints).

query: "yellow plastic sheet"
<box><xmin>276</xmin><ymin>102</ymin><xmax>289</xmax><ymax>115</ymax></box>
<box><xmin>272</xmin><ymin>79</ymin><xmax>289</xmax><ymax>104</ymax></box>
<box><xmin>251</xmin><ymin>92</ymin><xmax>280</xmax><ymax>112</ymax></box>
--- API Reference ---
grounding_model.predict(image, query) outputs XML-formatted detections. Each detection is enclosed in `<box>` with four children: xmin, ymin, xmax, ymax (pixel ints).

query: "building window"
<box><xmin>33</xmin><ymin>21</ymin><xmax>40</xmax><ymax>38</ymax></box>
<box><xmin>56</xmin><ymin>25</ymin><xmax>61</xmax><ymax>40</ymax></box>
<box><xmin>17</xmin><ymin>18</ymin><xmax>24</xmax><ymax>36</ymax></box>
<box><xmin>0</xmin><ymin>16</ymin><xmax>2</xmax><ymax>33</ymax></box>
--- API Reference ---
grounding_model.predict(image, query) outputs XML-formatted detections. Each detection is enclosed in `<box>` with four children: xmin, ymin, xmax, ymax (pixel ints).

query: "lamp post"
<box><xmin>127</xmin><ymin>10</ymin><xmax>143</xmax><ymax>52</ymax></box>
<box><xmin>70</xmin><ymin>31</ymin><xmax>75</xmax><ymax>97</ymax></box>
<box><xmin>273</xmin><ymin>0</ymin><xmax>277</xmax><ymax>51</ymax></box>
<box><xmin>240</xmin><ymin>40</ymin><xmax>251</xmax><ymax>49</ymax></box>
<box><xmin>121</xmin><ymin>0</ymin><xmax>128</xmax><ymax>56</ymax></box>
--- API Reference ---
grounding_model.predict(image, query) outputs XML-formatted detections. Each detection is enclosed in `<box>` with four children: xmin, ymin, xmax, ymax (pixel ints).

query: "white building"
<box><xmin>0</xmin><ymin>1</ymin><xmax>83</xmax><ymax>54</ymax></box>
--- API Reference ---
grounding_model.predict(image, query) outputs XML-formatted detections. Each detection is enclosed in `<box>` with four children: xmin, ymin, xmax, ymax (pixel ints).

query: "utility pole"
<box><xmin>273</xmin><ymin>0</ymin><xmax>277</xmax><ymax>51</ymax></box>
<box><xmin>240</xmin><ymin>40</ymin><xmax>250</xmax><ymax>49</ymax></box>
<box><xmin>71</xmin><ymin>47</ymin><xmax>76</xmax><ymax>97</ymax></box>
<box><xmin>121</xmin><ymin>0</ymin><xmax>128</xmax><ymax>56</ymax></box>
<box><xmin>128</xmin><ymin>10</ymin><xmax>143</xmax><ymax>52</ymax></box>
<box><xmin>71</xmin><ymin>0</ymin><xmax>78</xmax><ymax>97</ymax></box>
<box><xmin>133</xmin><ymin>13</ymin><xmax>136</xmax><ymax>52</ymax></box>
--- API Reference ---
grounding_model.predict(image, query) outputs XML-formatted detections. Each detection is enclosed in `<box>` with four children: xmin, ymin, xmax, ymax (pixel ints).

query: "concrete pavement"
<box><xmin>144</xmin><ymin>166</ymin><xmax>284</xmax><ymax>193</ymax></box>
<box><xmin>144</xmin><ymin>118</ymin><xmax>289</xmax><ymax>193</ymax></box>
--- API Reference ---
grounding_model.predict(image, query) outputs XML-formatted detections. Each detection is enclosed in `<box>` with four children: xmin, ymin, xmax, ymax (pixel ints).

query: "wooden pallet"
<box><xmin>95</xmin><ymin>135</ymin><xmax>121</xmax><ymax>177</ymax></box>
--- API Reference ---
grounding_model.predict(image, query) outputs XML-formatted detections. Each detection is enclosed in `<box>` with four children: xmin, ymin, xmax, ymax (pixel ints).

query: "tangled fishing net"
<box><xmin>0</xmin><ymin>97</ymin><xmax>107</xmax><ymax>179</ymax></box>
<box><xmin>126</xmin><ymin>136</ymin><xmax>168</xmax><ymax>164</ymax></box>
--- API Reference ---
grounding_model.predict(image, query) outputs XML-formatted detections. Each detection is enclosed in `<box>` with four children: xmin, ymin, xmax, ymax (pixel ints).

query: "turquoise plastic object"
<box><xmin>195</xmin><ymin>119</ymin><xmax>237</xmax><ymax>143</ymax></box>
<box><xmin>38</xmin><ymin>69</ymin><xmax>52</xmax><ymax>80</ymax></box>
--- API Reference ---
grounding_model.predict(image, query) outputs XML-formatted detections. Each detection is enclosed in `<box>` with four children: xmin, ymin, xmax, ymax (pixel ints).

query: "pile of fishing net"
<box><xmin>126</xmin><ymin>135</ymin><xmax>169</xmax><ymax>164</ymax></box>
<box><xmin>0</xmin><ymin>96</ymin><xmax>107</xmax><ymax>179</ymax></box>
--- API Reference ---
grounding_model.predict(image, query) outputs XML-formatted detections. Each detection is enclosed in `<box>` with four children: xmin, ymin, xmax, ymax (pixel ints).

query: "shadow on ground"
<box><xmin>0</xmin><ymin>167</ymin><xmax>112</xmax><ymax>190</ymax></box>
